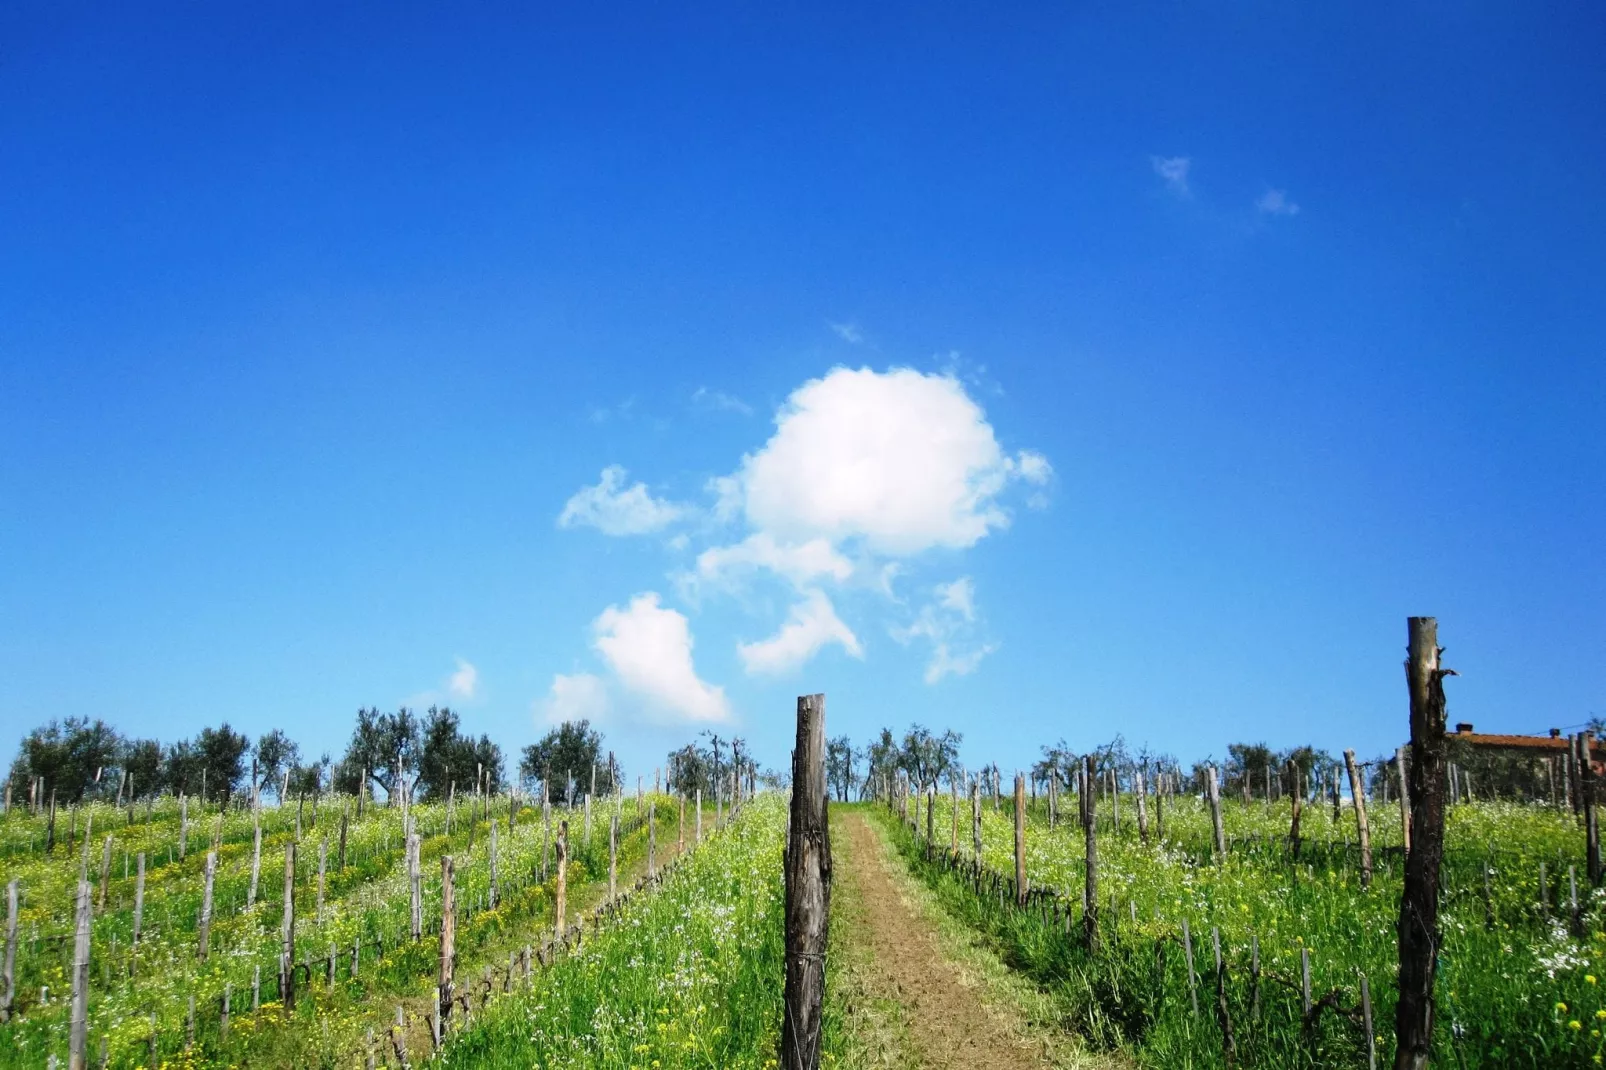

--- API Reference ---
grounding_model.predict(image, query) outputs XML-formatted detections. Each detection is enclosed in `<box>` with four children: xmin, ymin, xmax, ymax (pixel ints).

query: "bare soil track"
<box><xmin>835</xmin><ymin>809</ymin><xmax>1062</xmax><ymax>1070</ymax></box>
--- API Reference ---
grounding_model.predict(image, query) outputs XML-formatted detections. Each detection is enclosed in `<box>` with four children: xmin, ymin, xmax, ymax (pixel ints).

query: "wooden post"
<box><xmin>1</xmin><ymin>879</ymin><xmax>16</xmax><ymax>1023</ymax></box>
<box><xmin>1396</xmin><ymin>747</ymin><xmax>1411</xmax><ymax>857</ymax></box>
<box><xmin>971</xmin><ymin>780</ymin><xmax>982</xmax><ymax>864</ymax></box>
<box><xmin>1135</xmin><ymin>769</ymin><xmax>1149</xmax><ymax>845</ymax></box>
<box><xmin>1083</xmin><ymin>756</ymin><xmax>1099</xmax><ymax>952</ymax></box>
<box><xmin>584</xmin><ymin>790</ymin><xmax>593</xmax><ymax>848</ymax></box>
<box><xmin>950</xmin><ymin>778</ymin><xmax>959</xmax><ymax>856</ymax></box>
<box><xmin>1013</xmin><ymin>773</ymin><xmax>1027</xmax><ymax>905</ymax></box>
<box><xmin>1583</xmin><ymin>734</ymin><xmax>1601</xmax><ymax>885</ymax></box>
<box><xmin>1394</xmin><ymin>617</ymin><xmax>1454</xmax><ymax>1070</ymax></box>
<box><xmin>280</xmin><ymin>842</ymin><xmax>297</xmax><ymax>1011</ymax></box>
<box><xmin>1154</xmin><ymin>768</ymin><xmax>1164</xmax><ymax>842</ymax></box>
<box><xmin>1345</xmin><ymin>749</ymin><xmax>1373</xmax><ymax>889</ymax></box>
<box><xmin>410</xmin><ymin>834</ymin><xmax>422</xmax><ymax>941</ymax></box>
<box><xmin>198</xmin><ymin>851</ymin><xmax>216</xmax><ymax>961</ymax></box>
<box><xmin>678</xmin><ymin>793</ymin><xmax>685</xmax><ymax>851</ymax></box>
<box><xmin>542</xmin><ymin>785</ymin><xmax>551</xmax><ymax>880</ymax></box>
<box><xmin>489</xmin><ymin>822</ymin><xmax>498</xmax><ymax>909</ymax></box>
<box><xmin>179</xmin><ymin>794</ymin><xmax>187</xmax><ymax>859</ymax></box>
<box><xmin>317</xmin><ymin>840</ymin><xmax>327</xmax><ymax>919</ymax></box>
<box><xmin>97</xmin><ymin>835</ymin><xmax>111</xmax><ymax>913</ymax></box>
<box><xmin>1206</xmin><ymin>766</ymin><xmax>1226</xmax><ymax>860</ymax></box>
<box><xmin>608</xmin><ymin>813</ymin><xmax>618</xmax><ymax>900</ymax></box>
<box><xmin>647</xmin><ymin>799</ymin><xmax>657</xmax><ymax>878</ymax></box>
<box><xmin>554</xmin><ymin>820</ymin><xmax>568</xmax><ymax>939</ymax></box>
<box><xmin>1289</xmin><ymin>764</ymin><xmax>1304</xmax><ymax>860</ymax></box>
<box><xmin>358</xmin><ymin>768</ymin><xmax>366</xmax><ymax>819</ymax></box>
<box><xmin>339</xmin><ymin>810</ymin><xmax>349</xmax><ymax>871</ymax></box>
<box><xmin>70</xmin><ymin>879</ymin><xmax>90</xmax><ymax>1070</ymax></box>
<box><xmin>781</xmin><ymin>694</ymin><xmax>830</xmax><ymax>1070</ymax></box>
<box><xmin>695</xmin><ymin>788</ymin><xmax>703</xmax><ymax>844</ymax></box>
<box><xmin>132</xmin><ymin>854</ymin><xmax>144</xmax><ymax>952</ymax></box>
<box><xmin>439</xmin><ymin>855</ymin><xmax>455</xmax><ymax>1028</ymax></box>
<box><xmin>249</xmin><ymin>816</ymin><xmax>262</xmax><ymax>908</ymax></box>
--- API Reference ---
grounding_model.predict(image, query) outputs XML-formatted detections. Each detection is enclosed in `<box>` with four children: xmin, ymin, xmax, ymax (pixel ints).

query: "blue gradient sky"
<box><xmin>2</xmin><ymin>3</ymin><xmax>1602</xmax><ymax>782</ymax></box>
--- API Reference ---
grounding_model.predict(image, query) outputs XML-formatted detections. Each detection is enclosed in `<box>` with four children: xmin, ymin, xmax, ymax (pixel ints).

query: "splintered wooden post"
<box><xmin>1396</xmin><ymin>746</ymin><xmax>1412</xmax><ymax>857</ymax></box>
<box><xmin>1206</xmin><ymin>766</ymin><xmax>1226</xmax><ymax>860</ymax></box>
<box><xmin>96</xmin><ymin>835</ymin><xmax>111</xmax><ymax>913</ymax></box>
<box><xmin>648</xmin><ymin>799</ymin><xmax>657</xmax><ymax>878</ymax></box>
<box><xmin>950</xmin><ymin>778</ymin><xmax>959</xmax><ymax>857</ymax></box>
<box><xmin>1395</xmin><ymin>617</ymin><xmax>1454</xmax><ymax>1070</ymax></box>
<box><xmin>971</xmin><ymin>780</ymin><xmax>982</xmax><ymax>864</ymax></box>
<box><xmin>132</xmin><ymin>855</ymin><xmax>145</xmax><ymax>952</ymax></box>
<box><xmin>1345</xmin><ymin>749</ymin><xmax>1374</xmax><ymax>889</ymax></box>
<box><xmin>249</xmin><ymin>817</ymin><xmax>262</xmax><ymax>908</ymax></box>
<box><xmin>410</xmin><ymin>834</ymin><xmax>422</xmax><ymax>941</ymax></box>
<box><xmin>1083</xmin><ymin>756</ymin><xmax>1099</xmax><ymax>951</ymax></box>
<box><xmin>1135</xmin><ymin>770</ymin><xmax>1149</xmax><ymax>844</ymax></box>
<box><xmin>927</xmin><ymin>784</ymin><xmax>937</xmax><ymax>854</ymax></box>
<box><xmin>1013</xmin><ymin>773</ymin><xmax>1027</xmax><ymax>905</ymax></box>
<box><xmin>1583</xmin><ymin>734</ymin><xmax>1602</xmax><ymax>885</ymax></box>
<box><xmin>608</xmin><ymin>813</ymin><xmax>618</xmax><ymax>900</ymax></box>
<box><xmin>438</xmin><ymin>855</ymin><xmax>455</xmax><ymax>1028</ymax></box>
<box><xmin>339</xmin><ymin>811</ymin><xmax>349</xmax><ymax>871</ymax></box>
<box><xmin>781</xmin><ymin>694</ymin><xmax>830</xmax><ymax>1070</ymax></box>
<box><xmin>70</xmin><ymin>880</ymin><xmax>90</xmax><ymax>1070</ymax></box>
<box><xmin>555</xmin><ymin>820</ymin><xmax>568</xmax><ymax>939</ymax></box>
<box><xmin>280</xmin><ymin>842</ymin><xmax>297</xmax><ymax>1011</ymax></box>
<box><xmin>2</xmin><ymin>879</ymin><xmax>17</xmax><ymax>1023</ymax></box>
<box><xmin>198</xmin><ymin>851</ymin><xmax>216</xmax><ymax>961</ymax></box>
<box><xmin>584</xmin><ymin>791</ymin><xmax>593</xmax><ymax>847</ymax></box>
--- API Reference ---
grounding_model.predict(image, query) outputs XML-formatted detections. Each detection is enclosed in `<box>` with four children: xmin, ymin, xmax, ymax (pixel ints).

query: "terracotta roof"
<box><xmin>1447</xmin><ymin>732</ymin><xmax>1569</xmax><ymax>751</ymax></box>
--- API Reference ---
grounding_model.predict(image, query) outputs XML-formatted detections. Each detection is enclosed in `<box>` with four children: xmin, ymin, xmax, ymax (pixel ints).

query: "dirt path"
<box><xmin>834</xmin><ymin>809</ymin><xmax>1100</xmax><ymax>1070</ymax></box>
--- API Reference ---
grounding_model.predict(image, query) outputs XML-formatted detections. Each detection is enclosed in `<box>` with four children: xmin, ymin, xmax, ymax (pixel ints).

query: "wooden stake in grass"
<box><xmin>1082</xmin><ymin>756</ymin><xmax>1098</xmax><ymax>952</ymax></box>
<box><xmin>438</xmin><ymin>855</ymin><xmax>455</xmax><ymax>1029</ymax></box>
<box><xmin>249</xmin><ymin>814</ymin><xmax>262</xmax><ymax>909</ymax></box>
<box><xmin>70</xmin><ymin>879</ymin><xmax>90</xmax><ymax>1070</ymax></box>
<box><xmin>280</xmin><ymin>842</ymin><xmax>297</xmax><ymax>1011</ymax></box>
<box><xmin>198</xmin><ymin>851</ymin><xmax>216</xmax><ymax>961</ymax></box>
<box><xmin>608</xmin><ymin>813</ymin><xmax>618</xmax><ymax>900</ymax></box>
<box><xmin>1206</xmin><ymin>766</ymin><xmax>1226</xmax><ymax>860</ymax></box>
<box><xmin>132</xmin><ymin>855</ymin><xmax>144</xmax><ymax>954</ymax></box>
<box><xmin>781</xmin><ymin>694</ymin><xmax>830</xmax><ymax>1070</ymax></box>
<box><xmin>554</xmin><ymin>820</ymin><xmax>568</xmax><ymax>940</ymax></box>
<box><xmin>1135</xmin><ymin>769</ymin><xmax>1149</xmax><ymax>845</ymax></box>
<box><xmin>339</xmin><ymin>810</ymin><xmax>348</xmax><ymax>872</ymax></box>
<box><xmin>647</xmin><ymin>799</ymin><xmax>657</xmax><ymax>879</ymax></box>
<box><xmin>489</xmin><ymin>822</ymin><xmax>499</xmax><ymax>909</ymax></box>
<box><xmin>1345</xmin><ymin>749</ymin><xmax>1373</xmax><ymax>890</ymax></box>
<box><xmin>2</xmin><ymin>879</ymin><xmax>16</xmax><ymax>1023</ymax></box>
<box><xmin>1582</xmin><ymin>733</ymin><xmax>1601</xmax><ymax>885</ymax></box>
<box><xmin>971</xmin><ymin>780</ymin><xmax>982</xmax><ymax>865</ymax></box>
<box><xmin>1395</xmin><ymin>616</ymin><xmax>1455</xmax><ymax>1070</ymax></box>
<box><xmin>950</xmin><ymin>778</ymin><xmax>960</xmax><ymax>857</ymax></box>
<box><xmin>97</xmin><ymin>835</ymin><xmax>112</xmax><ymax>913</ymax></box>
<box><xmin>695</xmin><ymin>788</ymin><xmax>703</xmax><ymax>844</ymax></box>
<box><xmin>1013</xmin><ymin>773</ymin><xmax>1027</xmax><ymax>905</ymax></box>
<box><xmin>1396</xmin><ymin>746</ymin><xmax>1412</xmax><ymax>857</ymax></box>
<box><xmin>409</xmin><ymin>834</ymin><xmax>422</xmax><ymax>941</ymax></box>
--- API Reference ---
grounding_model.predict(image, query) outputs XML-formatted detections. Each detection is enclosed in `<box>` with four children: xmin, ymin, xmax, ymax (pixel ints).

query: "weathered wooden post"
<box><xmin>132</xmin><ymin>854</ymin><xmax>145</xmax><ymax>953</ymax></box>
<box><xmin>249</xmin><ymin>814</ymin><xmax>262</xmax><ymax>909</ymax></box>
<box><xmin>317</xmin><ymin>839</ymin><xmax>327</xmax><ymax>920</ymax></box>
<box><xmin>971</xmin><ymin>780</ymin><xmax>982</xmax><ymax>865</ymax></box>
<box><xmin>339</xmin><ymin>809</ymin><xmax>349</xmax><ymax>871</ymax></box>
<box><xmin>410</xmin><ymin>834</ymin><xmax>422</xmax><ymax>941</ymax></box>
<box><xmin>608</xmin><ymin>813</ymin><xmax>618</xmax><ymax>900</ymax></box>
<box><xmin>1288</xmin><ymin>764</ymin><xmax>1304</xmax><ymax>860</ymax></box>
<box><xmin>554</xmin><ymin>820</ymin><xmax>568</xmax><ymax>939</ymax></box>
<box><xmin>280</xmin><ymin>842</ymin><xmax>297</xmax><ymax>1011</ymax></box>
<box><xmin>1582</xmin><ymin>734</ymin><xmax>1602</xmax><ymax>885</ymax></box>
<box><xmin>927</xmin><ymin>784</ymin><xmax>937</xmax><ymax>856</ymax></box>
<box><xmin>1396</xmin><ymin>746</ymin><xmax>1411</xmax><ymax>857</ymax></box>
<box><xmin>439</xmin><ymin>856</ymin><xmax>455</xmax><ymax>1028</ymax></box>
<box><xmin>1345</xmin><ymin>749</ymin><xmax>1374</xmax><ymax>889</ymax></box>
<box><xmin>1083</xmin><ymin>756</ymin><xmax>1099</xmax><ymax>950</ymax></box>
<box><xmin>2</xmin><ymin>879</ymin><xmax>16</xmax><ymax>1023</ymax></box>
<box><xmin>488</xmin><ymin>822</ymin><xmax>499</xmax><ymax>909</ymax></box>
<box><xmin>1206</xmin><ymin>766</ymin><xmax>1226</xmax><ymax>860</ymax></box>
<box><xmin>1395</xmin><ymin>617</ymin><xmax>1455</xmax><ymax>1070</ymax></box>
<box><xmin>678</xmin><ymin>793</ymin><xmax>686</xmax><ymax>851</ymax></box>
<box><xmin>1013</xmin><ymin>773</ymin><xmax>1027</xmax><ymax>905</ymax></box>
<box><xmin>781</xmin><ymin>694</ymin><xmax>830</xmax><ymax>1070</ymax></box>
<box><xmin>198</xmin><ymin>850</ymin><xmax>217</xmax><ymax>960</ymax></box>
<box><xmin>70</xmin><ymin>879</ymin><xmax>90</xmax><ymax>1070</ymax></box>
<box><xmin>950</xmin><ymin>778</ymin><xmax>960</xmax><ymax>857</ymax></box>
<box><xmin>695</xmin><ymin>788</ymin><xmax>703</xmax><ymax>844</ymax></box>
<box><xmin>648</xmin><ymin>799</ymin><xmax>657</xmax><ymax>878</ymax></box>
<box><xmin>179</xmin><ymin>794</ymin><xmax>187</xmax><ymax>859</ymax></box>
<box><xmin>1135</xmin><ymin>769</ymin><xmax>1149</xmax><ymax>845</ymax></box>
<box><xmin>96</xmin><ymin>835</ymin><xmax>111</xmax><ymax>913</ymax></box>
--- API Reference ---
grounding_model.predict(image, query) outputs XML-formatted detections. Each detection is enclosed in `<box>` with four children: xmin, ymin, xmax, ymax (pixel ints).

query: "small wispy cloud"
<box><xmin>558</xmin><ymin>466</ymin><xmax>686</xmax><ymax>536</ymax></box>
<box><xmin>691</xmin><ymin>387</ymin><xmax>753</xmax><ymax>416</ymax></box>
<box><xmin>449</xmin><ymin>658</ymin><xmax>479</xmax><ymax>700</ymax></box>
<box><xmin>1256</xmin><ymin>189</ymin><xmax>1300</xmax><ymax>216</ymax></box>
<box><xmin>830</xmin><ymin>322</ymin><xmax>865</xmax><ymax>345</ymax></box>
<box><xmin>533</xmin><ymin>672</ymin><xmax>609</xmax><ymax>726</ymax></box>
<box><xmin>1151</xmin><ymin>155</ymin><xmax>1192</xmax><ymax>197</ymax></box>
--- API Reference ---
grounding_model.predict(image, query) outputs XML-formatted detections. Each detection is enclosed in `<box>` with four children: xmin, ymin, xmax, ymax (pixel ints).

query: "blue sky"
<box><xmin>2</xmin><ymin>3</ymin><xmax>1602</xmax><ymax>784</ymax></box>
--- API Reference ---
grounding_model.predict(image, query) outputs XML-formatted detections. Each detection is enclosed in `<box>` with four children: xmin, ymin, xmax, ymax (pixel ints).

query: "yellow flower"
<box><xmin>1590</xmin><ymin>975</ymin><xmax>1600</xmax><ymax>984</ymax></box>
<box><xmin>1558</xmin><ymin>1002</ymin><xmax>1570</xmax><ymax>1013</ymax></box>
<box><xmin>1570</xmin><ymin>1020</ymin><xmax>1583</xmax><ymax>1031</ymax></box>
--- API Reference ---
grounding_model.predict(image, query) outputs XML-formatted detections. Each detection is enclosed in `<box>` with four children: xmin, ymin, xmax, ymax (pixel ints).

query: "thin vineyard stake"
<box><xmin>70</xmin><ymin>879</ymin><xmax>90</xmax><ymax>1070</ymax></box>
<box><xmin>780</xmin><ymin>693</ymin><xmax>831</xmax><ymax>1070</ymax></box>
<box><xmin>280</xmin><ymin>841</ymin><xmax>297</xmax><ymax>1011</ymax></box>
<box><xmin>1083</xmin><ymin>756</ymin><xmax>1098</xmax><ymax>952</ymax></box>
<box><xmin>198</xmin><ymin>851</ymin><xmax>216</xmax><ymax>961</ymax></box>
<box><xmin>1207</xmin><ymin>766</ymin><xmax>1226</xmax><ymax>861</ymax></box>
<box><xmin>132</xmin><ymin>854</ymin><xmax>145</xmax><ymax>956</ymax></box>
<box><xmin>489</xmin><ymin>822</ymin><xmax>499</xmax><ymax>909</ymax></box>
<box><xmin>609</xmin><ymin>813</ymin><xmax>618</xmax><ymax>901</ymax></box>
<box><xmin>96</xmin><ymin>835</ymin><xmax>111</xmax><ymax>914</ymax></box>
<box><xmin>1301</xmin><ymin>945</ymin><xmax>1311</xmax><ymax>1016</ymax></box>
<box><xmin>1182</xmin><ymin>917</ymin><xmax>1199</xmax><ymax>1017</ymax></box>
<box><xmin>1345</xmin><ymin>749</ymin><xmax>1374</xmax><ymax>890</ymax></box>
<box><xmin>1135</xmin><ymin>769</ymin><xmax>1149</xmax><ymax>845</ymax></box>
<box><xmin>1361</xmin><ymin>972</ymin><xmax>1377</xmax><ymax>1070</ymax></box>
<box><xmin>1396</xmin><ymin>746</ymin><xmax>1412</xmax><ymax>858</ymax></box>
<box><xmin>971</xmin><ymin>780</ymin><xmax>982</xmax><ymax>866</ymax></box>
<box><xmin>951</xmin><ymin>778</ymin><xmax>959</xmax><ymax>857</ymax></box>
<box><xmin>249</xmin><ymin>813</ymin><xmax>262</xmax><ymax>909</ymax></box>
<box><xmin>1288</xmin><ymin>763</ymin><xmax>1303</xmax><ymax>861</ymax></box>
<box><xmin>2</xmin><ymin>879</ymin><xmax>16</xmax><ymax>1023</ymax></box>
<box><xmin>1395</xmin><ymin>617</ymin><xmax>1455</xmax><ymax>1070</ymax></box>
<box><xmin>1583</xmin><ymin>733</ymin><xmax>1602</xmax><ymax>885</ymax></box>
<box><xmin>555</xmin><ymin>820</ymin><xmax>568</xmax><ymax>940</ymax></box>
<box><xmin>318</xmin><ymin>840</ymin><xmax>327</xmax><ymax>920</ymax></box>
<box><xmin>410</xmin><ymin>833</ymin><xmax>422</xmax><ymax>941</ymax></box>
<box><xmin>439</xmin><ymin>855</ymin><xmax>455</xmax><ymax>1029</ymax></box>
<box><xmin>648</xmin><ymin>798</ymin><xmax>657</xmax><ymax>879</ymax></box>
<box><xmin>1014</xmin><ymin>773</ymin><xmax>1027</xmax><ymax>905</ymax></box>
<box><xmin>1212</xmin><ymin>926</ymin><xmax>1235</xmax><ymax>1065</ymax></box>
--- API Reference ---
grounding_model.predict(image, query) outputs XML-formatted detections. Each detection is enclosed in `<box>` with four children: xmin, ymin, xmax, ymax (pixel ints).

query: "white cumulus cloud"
<box><xmin>695</xmin><ymin>532</ymin><xmax>855</xmax><ymax>589</ymax></box>
<box><xmin>534</xmin><ymin>672</ymin><xmax>609</xmax><ymax>726</ymax></box>
<box><xmin>448</xmin><ymin>658</ymin><xmax>479</xmax><ymax>699</ymax></box>
<box><xmin>592</xmin><ymin>593</ymin><xmax>729</xmax><ymax>722</ymax></box>
<box><xmin>558</xmin><ymin>466</ymin><xmax>686</xmax><ymax>536</ymax></box>
<box><xmin>737</xmin><ymin>589</ymin><xmax>863</xmax><ymax>676</ymax></box>
<box><xmin>724</xmin><ymin>366</ymin><xmax>1046</xmax><ymax>556</ymax></box>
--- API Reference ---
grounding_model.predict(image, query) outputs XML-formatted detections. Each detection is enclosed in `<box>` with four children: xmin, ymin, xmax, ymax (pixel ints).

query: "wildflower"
<box><xmin>1571</xmin><ymin>1020</ymin><xmax>1583</xmax><ymax>1031</ymax></box>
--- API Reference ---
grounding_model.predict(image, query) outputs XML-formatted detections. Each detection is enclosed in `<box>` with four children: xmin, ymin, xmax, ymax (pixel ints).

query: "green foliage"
<box><xmin>518</xmin><ymin>719</ymin><xmax>604</xmax><ymax>804</ymax></box>
<box><xmin>7</xmin><ymin>717</ymin><xmax>123</xmax><ymax>803</ymax></box>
